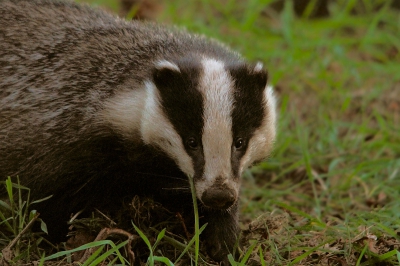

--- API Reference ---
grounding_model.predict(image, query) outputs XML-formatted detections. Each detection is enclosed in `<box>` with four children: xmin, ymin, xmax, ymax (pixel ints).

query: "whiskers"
<box><xmin>162</xmin><ymin>187</ymin><xmax>190</xmax><ymax>191</ymax></box>
<box><xmin>133</xmin><ymin>171</ymin><xmax>191</xmax><ymax>193</ymax></box>
<box><xmin>161</xmin><ymin>187</ymin><xmax>190</xmax><ymax>192</ymax></box>
<box><xmin>133</xmin><ymin>171</ymin><xmax>188</xmax><ymax>182</ymax></box>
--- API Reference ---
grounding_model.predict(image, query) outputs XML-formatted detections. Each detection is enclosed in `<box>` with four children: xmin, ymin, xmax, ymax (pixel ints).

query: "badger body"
<box><xmin>0</xmin><ymin>0</ymin><xmax>276</xmax><ymax>263</ymax></box>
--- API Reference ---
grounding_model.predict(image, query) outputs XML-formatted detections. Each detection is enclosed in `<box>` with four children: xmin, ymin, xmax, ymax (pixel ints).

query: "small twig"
<box><xmin>6</xmin><ymin>213</ymin><xmax>40</xmax><ymax>250</ymax></box>
<box><xmin>352</xmin><ymin>225</ymin><xmax>375</xmax><ymax>242</ymax></box>
<box><xmin>176</xmin><ymin>212</ymin><xmax>191</xmax><ymax>240</ymax></box>
<box><xmin>1</xmin><ymin>213</ymin><xmax>40</xmax><ymax>263</ymax></box>
<box><xmin>69</xmin><ymin>209</ymin><xmax>84</xmax><ymax>223</ymax></box>
<box><xmin>79</xmin><ymin>227</ymin><xmax>138</xmax><ymax>265</ymax></box>
<box><xmin>95</xmin><ymin>208</ymin><xmax>117</xmax><ymax>226</ymax></box>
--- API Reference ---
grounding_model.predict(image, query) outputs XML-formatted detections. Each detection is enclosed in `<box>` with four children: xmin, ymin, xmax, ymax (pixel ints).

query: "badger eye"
<box><xmin>234</xmin><ymin>138</ymin><xmax>244</xmax><ymax>150</ymax></box>
<box><xmin>187</xmin><ymin>137</ymin><xmax>199</xmax><ymax>150</ymax></box>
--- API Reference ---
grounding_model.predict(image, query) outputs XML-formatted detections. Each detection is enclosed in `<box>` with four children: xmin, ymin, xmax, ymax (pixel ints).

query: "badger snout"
<box><xmin>201</xmin><ymin>186</ymin><xmax>236</xmax><ymax>209</ymax></box>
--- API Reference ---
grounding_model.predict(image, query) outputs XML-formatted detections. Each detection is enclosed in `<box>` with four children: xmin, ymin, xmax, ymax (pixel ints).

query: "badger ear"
<box><xmin>153</xmin><ymin>60</ymin><xmax>182</xmax><ymax>89</ymax></box>
<box><xmin>250</xmin><ymin>61</ymin><xmax>268</xmax><ymax>90</ymax></box>
<box><xmin>230</xmin><ymin>62</ymin><xmax>268</xmax><ymax>91</ymax></box>
<box><xmin>155</xmin><ymin>60</ymin><xmax>181</xmax><ymax>72</ymax></box>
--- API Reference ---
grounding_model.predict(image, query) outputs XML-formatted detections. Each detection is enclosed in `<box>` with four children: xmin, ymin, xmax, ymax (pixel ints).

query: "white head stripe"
<box><xmin>240</xmin><ymin>85</ymin><xmax>277</xmax><ymax>173</ymax></box>
<box><xmin>140</xmin><ymin>81</ymin><xmax>194</xmax><ymax>176</ymax></box>
<box><xmin>195</xmin><ymin>58</ymin><xmax>236</xmax><ymax>197</ymax></box>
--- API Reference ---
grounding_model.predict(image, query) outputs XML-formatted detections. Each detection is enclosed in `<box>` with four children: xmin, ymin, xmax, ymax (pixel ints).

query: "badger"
<box><xmin>0</xmin><ymin>0</ymin><xmax>277</xmax><ymax>263</ymax></box>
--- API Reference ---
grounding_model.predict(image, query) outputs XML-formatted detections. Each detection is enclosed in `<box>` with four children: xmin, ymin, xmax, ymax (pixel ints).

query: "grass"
<box><xmin>0</xmin><ymin>177</ymin><xmax>51</xmax><ymax>264</ymax></box>
<box><xmin>1</xmin><ymin>0</ymin><xmax>400</xmax><ymax>265</ymax></box>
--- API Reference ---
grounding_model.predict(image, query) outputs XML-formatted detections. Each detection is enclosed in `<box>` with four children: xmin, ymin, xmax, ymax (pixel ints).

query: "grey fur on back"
<box><xmin>0</xmin><ymin>0</ymin><xmax>241</xmax><ymax>184</ymax></box>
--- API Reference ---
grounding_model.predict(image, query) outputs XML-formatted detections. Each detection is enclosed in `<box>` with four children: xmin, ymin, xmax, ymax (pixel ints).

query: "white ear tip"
<box><xmin>254</xmin><ymin>62</ymin><xmax>263</xmax><ymax>72</ymax></box>
<box><xmin>155</xmin><ymin>60</ymin><xmax>181</xmax><ymax>72</ymax></box>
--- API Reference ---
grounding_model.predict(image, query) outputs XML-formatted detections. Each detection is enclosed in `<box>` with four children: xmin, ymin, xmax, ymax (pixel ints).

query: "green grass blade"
<box><xmin>259</xmin><ymin>246</ymin><xmax>266</xmax><ymax>266</ymax></box>
<box><xmin>31</xmin><ymin>195</ymin><xmax>53</xmax><ymax>205</ymax></box>
<box><xmin>43</xmin><ymin>240</ymin><xmax>118</xmax><ymax>261</ymax></box>
<box><xmin>239</xmin><ymin>242</ymin><xmax>257</xmax><ymax>266</ymax></box>
<box><xmin>188</xmin><ymin>175</ymin><xmax>200</xmax><ymax>265</ymax></box>
<box><xmin>289</xmin><ymin>240</ymin><xmax>332</xmax><ymax>265</ymax></box>
<box><xmin>5</xmin><ymin>177</ymin><xmax>13</xmax><ymax>204</ymax></box>
<box><xmin>81</xmin><ymin>245</ymin><xmax>105</xmax><ymax>266</ymax></box>
<box><xmin>132</xmin><ymin>223</ymin><xmax>154</xmax><ymax>266</ymax></box>
<box><xmin>174</xmin><ymin>223</ymin><xmax>207</xmax><ymax>264</ymax></box>
<box><xmin>153</xmin><ymin>256</ymin><xmax>174</xmax><ymax>266</ymax></box>
<box><xmin>86</xmin><ymin>240</ymin><xmax>128</xmax><ymax>266</ymax></box>
<box><xmin>356</xmin><ymin>245</ymin><xmax>368</xmax><ymax>266</ymax></box>
<box><xmin>152</xmin><ymin>228</ymin><xmax>166</xmax><ymax>251</ymax></box>
<box><xmin>273</xmin><ymin>201</ymin><xmax>326</xmax><ymax>227</ymax></box>
<box><xmin>0</xmin><ymin>199</ymin><xmax>11</xmax><ymax>211</ymax></box>
<box><xmin>227</xmin><ymin>254</ymin><xmax>237</xmax><ymax>265</ymax></box>
<box><xmin>376</xmin><ymin>249</ymin><xmax>399</xmax><ymax>262</ymax></box>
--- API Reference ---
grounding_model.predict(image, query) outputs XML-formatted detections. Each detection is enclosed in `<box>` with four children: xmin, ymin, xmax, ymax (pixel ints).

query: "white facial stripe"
<box><xmin>100</xmin><ymin>87</ymin><xmax>147</xmax><ymax>140</ymax></box>
<box><xmin>196</xmin><ymin>58</ymin><xmax>235</xmax><ymax>195</ymax></box>
<box><xmin>140</xmin><ymin>81</ymin><xmax>194</xmax><ymax>176</ymax></box>
<box><xmin>240</xmin><ymin>85</ymin><xmax>277</xmax><ymax>173</ymax></box>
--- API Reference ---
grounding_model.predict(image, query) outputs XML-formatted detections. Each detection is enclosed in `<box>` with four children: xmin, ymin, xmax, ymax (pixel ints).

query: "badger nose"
<box><xmin>201</xmin><ymin>188</ymin><xmax>236</xmax><ymax>209</ymax></box>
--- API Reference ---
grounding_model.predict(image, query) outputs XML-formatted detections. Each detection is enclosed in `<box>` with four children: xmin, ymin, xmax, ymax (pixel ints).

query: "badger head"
<box><xmin>138</xmin><ymin>56</ymin><xmax>277</xmax><ymax>210</ymax></box>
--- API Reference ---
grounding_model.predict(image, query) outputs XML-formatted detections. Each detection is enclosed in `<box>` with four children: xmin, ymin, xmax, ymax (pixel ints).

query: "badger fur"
<box><xmin>0</xmin><ymin>0</ymin><xmax>277</xmax><ymax>263</ymax></box>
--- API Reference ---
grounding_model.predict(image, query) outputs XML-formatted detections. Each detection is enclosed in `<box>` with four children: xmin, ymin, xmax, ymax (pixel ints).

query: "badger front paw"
<box><xmin>202</xmin><ymin>205</ymin><xmax>240</xmax><ymax>264</ymax></box>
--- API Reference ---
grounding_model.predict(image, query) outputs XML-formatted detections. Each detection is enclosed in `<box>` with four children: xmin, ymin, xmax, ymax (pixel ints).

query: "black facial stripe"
<box><xmin>229</xmin><ymin>64</ymin><xmax>268</xmax><ymax>176</ymax></box>
<box><xmin>230</xmin><ymin>65</ymin><xmax>267</xmax><ymax>138</ymax></box>
<box><xmin>152</xmin><ymin>58</ymin><xmax>205</xmax><ymax>178</ymax></box>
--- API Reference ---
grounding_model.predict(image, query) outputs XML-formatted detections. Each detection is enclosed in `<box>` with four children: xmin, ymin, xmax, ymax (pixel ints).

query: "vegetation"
<box><xmin>1</xmin><ymin>0</ymin><xmax>399</xmax><ymax>265</ymax></box>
